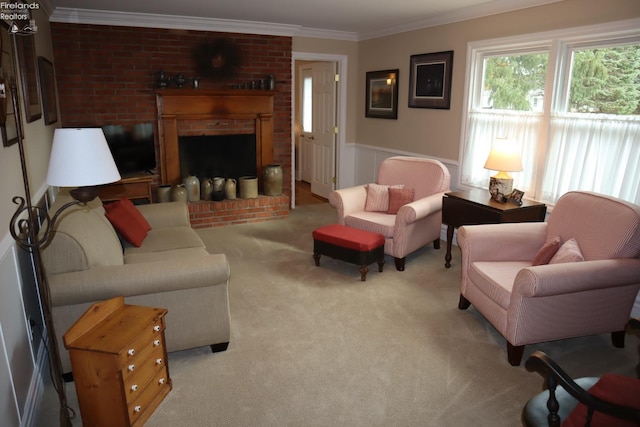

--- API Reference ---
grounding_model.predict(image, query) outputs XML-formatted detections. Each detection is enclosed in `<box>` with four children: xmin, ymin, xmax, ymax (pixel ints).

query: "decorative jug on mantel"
<box><xmin>224</xmin><ymin>178</ymin><xmax>237</xmax><ymax>200</ymax></box>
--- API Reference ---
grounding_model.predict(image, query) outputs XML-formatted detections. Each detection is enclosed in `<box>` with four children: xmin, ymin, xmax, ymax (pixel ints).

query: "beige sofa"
<box><xmin>42</xmin><ymin>190</ymin><xmax>231</xmax><ymax>374</ymax></box>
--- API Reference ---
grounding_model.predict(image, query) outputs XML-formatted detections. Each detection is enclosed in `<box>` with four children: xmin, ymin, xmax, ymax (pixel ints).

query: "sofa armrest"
<box><xmin>329</xmin><ymin>185</ymin><xmax>367</xmax><ymax>224</ymax></box>
<box><xmin>49</xmin><ymin>253</ymin><xmax>230</xmax><ymax>307</ymax></box>
<box><xmin>136</xmin><ymin>201</ymin><xmax>191</xmax><ymax>228</ymax></box>
<box><xmin>396</xmin><ymin>193</ymin><xmax>444</xmax><ymax>225</ymax></box>
<box><xmin>513</xmin><ymin>258</ymin><xmax>640</xmax><ymax>298</ymax></box>
<box><xmin>458</xmin><ymin>222</ymin><xmax>548</xmax><ymax>263</ymax></box>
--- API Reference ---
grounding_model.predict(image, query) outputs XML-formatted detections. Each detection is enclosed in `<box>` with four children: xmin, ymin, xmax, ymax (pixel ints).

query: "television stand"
<box><xmin>98</xmin><ymin>173</ymin><xmax>154</xmax><ymax>203</ymax></box>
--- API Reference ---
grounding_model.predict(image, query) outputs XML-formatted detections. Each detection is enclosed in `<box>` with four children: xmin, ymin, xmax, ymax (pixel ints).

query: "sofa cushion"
<box><xmin>345</xmin><ymin>212</ymin><xmax>396</xmax><ymax>238</ymax></box>
<box><xmin>104</xmin><ymin>198</ymin><xmax>152</xmax><ymax>247</ymax></box>
<box><xmin>42</xmin><ymin>202</ymin><xmax>124</xmax><ymax>274</ymax></box>
<box><xmin>124</xmin><ymin>247</ymin><xmax>211</xmax><ymax>264</ymax></box>
<box><xmin>469</xmin><ymin>261</ymin><xmax>531</xmax><ymax>310</ymax></box>
<box><xmin>123</xmin><ymin>227</ymin><xmax>206</xmax><ymax>256</ymax></box>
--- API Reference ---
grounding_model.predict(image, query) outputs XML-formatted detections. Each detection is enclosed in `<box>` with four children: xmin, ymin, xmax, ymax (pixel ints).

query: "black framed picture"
<box><xmin>0</xmin><ymin>20</ymin><xmax>19</xmax><ymax>146</ymax></box>
<box><xmin>365</xmin><ymin>69</ymin><xmax>399</xmax><ymax>119</ymax></box>
<box><xmin>408</xmin><ymin>50</ymin><xmax>453</xmax><ymax>109</ymax></box>
<box><xmin>14</xmin><ymin>21</ymin><xmax>41</xmax><ymax>123</ymax></box>
<box><xmin>37</xmin><ymin>56</ymin><xmax>57</xmax><ymax>125</ymax></box>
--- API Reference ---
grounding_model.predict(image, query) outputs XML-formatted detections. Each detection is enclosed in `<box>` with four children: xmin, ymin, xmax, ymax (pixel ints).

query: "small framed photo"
<box><xmin>365</xmin><ymin>69</ymin><xmax>399</xmax><ymax>119</ymax></box>
<box><xmin>408</xmin><ymin>50</ymin><xmax>453</xmax><ymax>109</ymax></box>
<box><xmin>508</xmin><ymin>189</ymin><xmax>525</xmax><ymax>205</ymax></box>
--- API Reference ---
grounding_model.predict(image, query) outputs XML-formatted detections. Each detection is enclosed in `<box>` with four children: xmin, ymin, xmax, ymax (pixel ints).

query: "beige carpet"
<box><xmin>37</xmin><ymin>203</ymin><xmax>639</xmax><ymax>426</ymax></box>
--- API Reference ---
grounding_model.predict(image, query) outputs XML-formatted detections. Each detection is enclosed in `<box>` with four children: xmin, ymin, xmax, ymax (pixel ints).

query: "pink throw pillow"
<box><xmin>532</xmin><ymin>235</ymin><xmax>562</xmax><ymax>266</ymax></box>
<box><xmin>364</xmin><ymin>183</ymin><xmax>404</xmax><ymax>212</ymax></box>
<box><xmin>387</xmin><ymin>188</ymin><xmax>415</xmax><ymax>214</ymax></box>
<box><xmin>549</xmin><ymin>238</ymin><xmax>584</xmax><ymax>264</ymax></box>
<box><xmin>104</xmin><ymin>198</ymin><xmax>152</xmax><ymax>247</ymax></box>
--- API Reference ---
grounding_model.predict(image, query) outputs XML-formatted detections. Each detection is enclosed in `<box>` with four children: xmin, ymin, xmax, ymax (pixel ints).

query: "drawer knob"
<box><xmin>159</xmin><ymin>378</ymin><xmax>166</xmax><ymax>385</ymax></box>
<box><xmin>156</xmin><ymin>358</ymin><xmax>163</xmax><ymax>365</ymax></box>
<box><xmin>153</xmin><ymin>339</ymin><xmax>161</xmax><ymax>347</ymax></box>
<box><xmin>153</xmin><ymin>325</ymin><xmax>161</xmax><ymax>332</ymax></box>
<box><xmin>128</xmin><ymin>348</ymin><xmax>135</xmax><ymax>356</ymax></box>
<box><xmin>131</xmin><ymin>384</ymin><xmax>138</xmax><ymax>392</ymax></box>
<box><xmin>128</xmin><ymin>364</ymin><xmax>135</xmax><ymax>372</ymax></box>
<box><xmin>134</xmin><ymin>405</ymin><xmax>142</xmax><ymax>413</ymax></box>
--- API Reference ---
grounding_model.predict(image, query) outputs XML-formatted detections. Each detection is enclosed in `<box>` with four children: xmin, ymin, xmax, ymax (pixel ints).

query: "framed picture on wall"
<box><xmin>37</xmin><ymin>56</ymin><xmax>57</xmax><ymax>125</ymax></box>
<box><xmin>15</xmin><ymin>22</ymin><xmax>41</xmax><ymax>122</ymax></box>
<box><xmin>408</xmin><ymin>50</ymin><xmax>453</xmax><ymax>109</ymax></box>
<box><xmin>0</xmin><ymin>20</ymin><xmax>20</xmax><ymax>146</ymax></box>
<box><xmin>365</xmin><ymin>69</ymin><xmax>399</xmax><ymax>119</ymax></box>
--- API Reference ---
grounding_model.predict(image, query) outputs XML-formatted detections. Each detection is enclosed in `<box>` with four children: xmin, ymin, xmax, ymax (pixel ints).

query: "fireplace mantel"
<box><xmin>155</xmin><ymin>89</ymin><xmax>274</xmax><ymax>185</ymax></box>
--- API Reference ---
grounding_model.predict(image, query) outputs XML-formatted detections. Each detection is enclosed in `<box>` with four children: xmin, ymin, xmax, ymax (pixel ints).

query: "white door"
<box><xmin>300</xmin><ymin>62</ymin><xmax>336</xmax><ymax>199</ymax></box>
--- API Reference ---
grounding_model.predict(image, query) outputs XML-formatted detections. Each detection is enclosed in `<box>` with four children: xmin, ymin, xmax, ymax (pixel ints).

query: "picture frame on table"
<box><xmin>365</xmin><ymin>69</ymin><xmax>399</xmax><ymax>119</ymax></box>
<box><xmin>37</xmin><ymin>56</ymin><xmax>57</xmax><ymax>125</ymax></box>
<box><xmin>408</xmin><ymin>50</ymin><xmax>453</xmax><ymax>109</ymax></box>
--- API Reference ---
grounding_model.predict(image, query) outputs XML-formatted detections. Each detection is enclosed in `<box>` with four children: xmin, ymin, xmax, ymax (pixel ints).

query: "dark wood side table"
<box><xmin>98</xmin><ymin>174</ymin><xmax>154</xmax><ymax>203</ymax></box>
<box><xmin>442</xmin><ymin>189</ymin><xmax>547</xmax><ymax>268</ymax></box>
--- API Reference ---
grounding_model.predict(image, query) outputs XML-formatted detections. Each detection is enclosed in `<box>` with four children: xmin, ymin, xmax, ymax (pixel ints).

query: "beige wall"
<box><xmin>355</xmin><ymin>0</ymin><xmax>640</xmax><ymax>162</ymax></box>
<box><xmin>0</xmin><ymin>7</ymin><xmax>56</xmax><ymax>237</ymax></box>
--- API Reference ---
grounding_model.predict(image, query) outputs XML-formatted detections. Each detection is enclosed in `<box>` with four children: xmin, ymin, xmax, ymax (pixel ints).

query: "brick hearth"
<box><xmin>188</xmin><ymin>195</ymin><xmax>290</xmax><ymax>228</ymax></box>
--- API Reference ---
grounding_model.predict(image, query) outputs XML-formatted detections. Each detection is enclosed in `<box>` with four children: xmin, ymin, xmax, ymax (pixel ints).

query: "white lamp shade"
<box><xmin>46</xmin><ymin>128</ymin><xmax>121</xmax><ymax>187</ymax></box>
<box><xmin>483</xmin><ymin>137</ymin><xmax>523</xmax><ymax>172</ymax></box>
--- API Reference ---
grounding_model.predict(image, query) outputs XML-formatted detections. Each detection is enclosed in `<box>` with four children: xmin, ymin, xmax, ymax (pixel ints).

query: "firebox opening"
<box><xmin>179</xmin><ymin>134</ymin><xmax>257</xmax><ymax>182</ymax></box>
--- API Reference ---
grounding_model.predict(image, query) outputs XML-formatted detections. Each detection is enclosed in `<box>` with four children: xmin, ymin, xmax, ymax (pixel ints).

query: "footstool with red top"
<box><xmin>312</xmin><ymin>224</ymin><xmax>385</xmax><ymax>281</ymax></box>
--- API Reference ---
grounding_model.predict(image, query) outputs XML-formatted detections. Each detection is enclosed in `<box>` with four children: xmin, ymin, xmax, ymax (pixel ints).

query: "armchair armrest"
<box><xmin>458</xmin><ymin>222</ymin><xmax>548</xmax><ymax>262</ymax></box>
<box><xmin>514</xmin><ymin>258</ymin><xmax>640</xmax><ymax>298</ymax></box>
<box><xmin>49</xmin><ymin>254</ymin><xmax>230</xmax><ymax>307</ymax></box>
<box><xmin>136</xmin><ymin>201</ymin><xmax>191</xmax><ymax>228</ymax></box>
<box><xmin>329</xmin><ymin>185</ymin><xmax>367</xmax><ymax>224</ymax></box>
<box><xmin>396</xmin><ymin>192</ymin><xmax>444</xmax><ymax>225</ymax></box>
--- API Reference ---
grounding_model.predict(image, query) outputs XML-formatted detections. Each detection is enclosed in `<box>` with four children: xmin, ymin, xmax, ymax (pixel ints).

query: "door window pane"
<box><xmin>302</xmin><ymin>76</ymin><xmax>312</xmax><ymax>132</ymax></box>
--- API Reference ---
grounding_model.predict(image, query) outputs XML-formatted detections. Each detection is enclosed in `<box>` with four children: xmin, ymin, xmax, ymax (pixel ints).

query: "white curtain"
<box><xmin>461</xmin><ymin>110</ymin><xmax>543</xmax><ymax>195</ymax></box>
<box><xmin>542</xmin><ymin>113</ymin><xmax>640</xmax><ymax>205</ymax></box>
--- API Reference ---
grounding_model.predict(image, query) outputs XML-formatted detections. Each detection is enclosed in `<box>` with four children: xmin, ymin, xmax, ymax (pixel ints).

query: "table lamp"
<box><xmin>484</xmin><ymin>137</ymin><xmax>523</xmax><ymax>202</ymax></box>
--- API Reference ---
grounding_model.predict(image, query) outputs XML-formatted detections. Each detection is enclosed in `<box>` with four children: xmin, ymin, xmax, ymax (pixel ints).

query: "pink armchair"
<box><xmin>329</xmin><ymin>156</ymin><xmax>450</xmax><ymax>271</ymax></box>
<box><xmin>458</xmin><ymin>191</ymin><xmax>640</xmax><ymax>365</ymax></box>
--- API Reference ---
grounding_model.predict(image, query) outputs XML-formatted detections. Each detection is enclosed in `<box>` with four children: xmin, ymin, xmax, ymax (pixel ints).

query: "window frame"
<box><xmin>460</xmin><ymin>18</ymin><xmax>640</xmax><ymax>205</ymax></box>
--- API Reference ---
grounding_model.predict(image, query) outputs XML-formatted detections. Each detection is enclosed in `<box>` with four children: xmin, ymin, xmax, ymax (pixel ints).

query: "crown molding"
<box><xmin>50</xmin><ymin>0</ymin><xmax>563</xmax><ymax>41</ymax></box>
<box><xmin>49</xmin><ymin>8</ymin><xmax>303</xmax><ymax>37</ymax></box>
<box><xmin>358</xmin><ymin>0</ymin><xmax>563</xmax><ymax>40</ymax></box>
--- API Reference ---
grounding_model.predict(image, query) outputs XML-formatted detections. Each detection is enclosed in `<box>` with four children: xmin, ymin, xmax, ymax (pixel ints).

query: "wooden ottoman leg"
<box><xmin>359</xmin><ymin>265</ymin><xmax>369</xmax><ymax>281</ymax></box>
<box><xmin>377</xmin><ymin>258</ymin><xmax>384</xmax><ymax>272</ymax></box>
<box><xmin>313</xmin><ymin>252</ymin><xmax>321</xmax><ymax>266</ymax></box>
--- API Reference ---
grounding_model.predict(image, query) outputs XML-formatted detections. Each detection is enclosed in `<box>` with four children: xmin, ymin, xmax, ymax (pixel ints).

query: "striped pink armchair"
<box><xmin>329</xmin><ymin>156</ymin><xmax>450</xmax><ymax>271</ymax></box>
<box><xmin>458</xmin><ymin>191</ymin><xmax>640</xmax><ymax>366</ymax></box>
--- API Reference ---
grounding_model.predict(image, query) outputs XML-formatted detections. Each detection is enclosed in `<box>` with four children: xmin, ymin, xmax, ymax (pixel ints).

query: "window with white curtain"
<box><xmin>460</xmin><ymin>19</ymin><xmax>640</xmax><ymax>206</ymax></box>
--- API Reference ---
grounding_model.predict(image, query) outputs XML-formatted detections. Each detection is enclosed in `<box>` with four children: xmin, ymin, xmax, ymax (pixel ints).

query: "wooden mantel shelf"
<box><xmin>155</xmin><ymin>89</ymin><xmax>275</xmax><ymax>186</ymax></box>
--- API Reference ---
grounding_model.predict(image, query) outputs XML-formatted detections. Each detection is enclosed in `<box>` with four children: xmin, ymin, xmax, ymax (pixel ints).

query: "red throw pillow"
<box><xmin>387</xmin><ymin>187</ymin><xmax>415</xmax><ymax>214</ymax></box>
<box><xmin>562</xmin><ymin>373</ymin><xmax>640</xmax><ymax>427</ymax></box>
<box><xmin>104</xmin><ymin>198</ymin><xmax>151</xmax><ymax>247</ymax></box>
<box><xmin>532</xmin><ymin>235</ymin><xmax>562</xmax><ymax>266</ymax></box>
<box><xmin>365</xmin><ymin>183</ymin><xmax>404</xmax><ymax>212</ymax></box>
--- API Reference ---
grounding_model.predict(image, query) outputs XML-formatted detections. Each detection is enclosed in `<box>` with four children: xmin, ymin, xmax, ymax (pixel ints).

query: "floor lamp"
<box><xmin>8</xmin><ymin>78</ymin><xmax>121</xmax><ymax>425</ymax></box>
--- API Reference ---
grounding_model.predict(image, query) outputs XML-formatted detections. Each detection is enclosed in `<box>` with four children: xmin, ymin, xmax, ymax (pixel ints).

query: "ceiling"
<box><xmin>49</xmin><ymin>0</ymin><xmax>561</xmax><ymax>40</ymax></box>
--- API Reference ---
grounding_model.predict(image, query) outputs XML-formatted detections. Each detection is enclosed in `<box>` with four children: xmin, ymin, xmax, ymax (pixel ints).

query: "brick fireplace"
<box><xmin>156</xmin><ymin>89</ymin><xmax>289</xmax><ymax>228</ymax></box>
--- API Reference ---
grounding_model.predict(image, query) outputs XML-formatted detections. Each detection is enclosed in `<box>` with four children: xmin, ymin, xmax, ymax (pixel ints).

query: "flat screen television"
<box><xmin>102</xmin><ymin>123</ymin><xmax>156</xmax><ymax>176</ymax></box>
